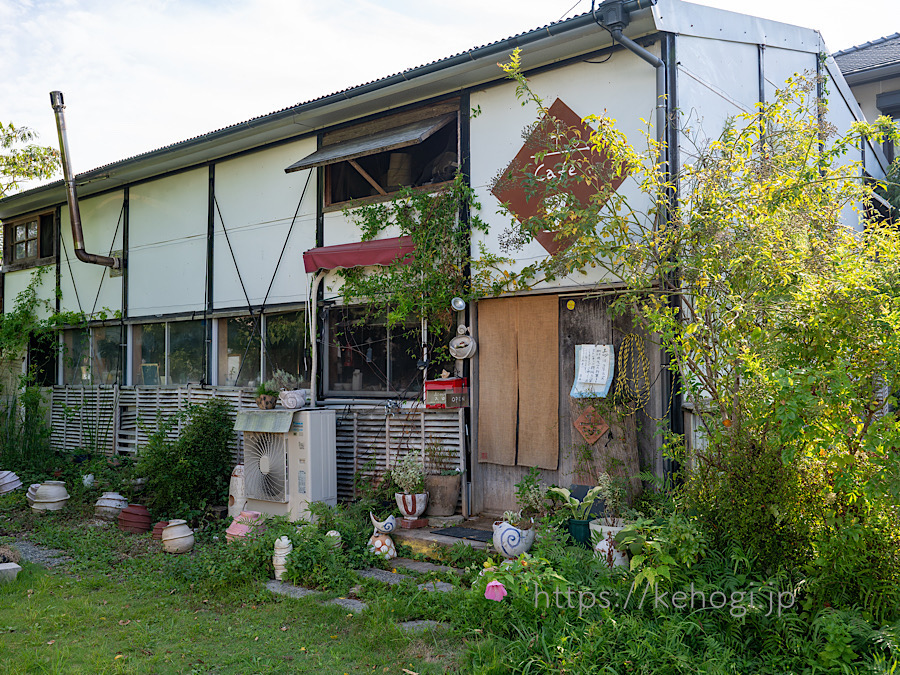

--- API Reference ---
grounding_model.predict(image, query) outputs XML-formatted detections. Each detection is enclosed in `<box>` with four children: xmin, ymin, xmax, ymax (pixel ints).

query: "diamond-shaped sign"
<box><xmin>491</xmin><ymin>98</ymin><xmax>628</xmax><ymax>255</ymax></box>
<box><xmin>574</xmin><ymin>406</ymin><xmax>610</xmax><ymax>445</ymax></box>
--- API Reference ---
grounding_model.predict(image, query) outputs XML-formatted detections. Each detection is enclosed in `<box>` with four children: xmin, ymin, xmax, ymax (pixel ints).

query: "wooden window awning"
<box><xmin>303</xmin><ymin>236</ymin><xmax>415</xmax><ymax>273</ymax></box>
<box><xmin>285</xmin><ymin>113</ymin><xmax>456</xmax><ymax>174</ymax></box>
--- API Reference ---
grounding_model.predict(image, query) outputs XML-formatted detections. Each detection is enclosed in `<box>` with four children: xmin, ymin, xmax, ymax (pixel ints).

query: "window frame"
<box><xmin>323</xmin><ymin>305</ymin><xmax>424</xmax><ymax>398</ymax></box>
<box><xmin>2</xmin><ymin>208</ymin><xmax>56</xmax><ymax>272</ymax></box>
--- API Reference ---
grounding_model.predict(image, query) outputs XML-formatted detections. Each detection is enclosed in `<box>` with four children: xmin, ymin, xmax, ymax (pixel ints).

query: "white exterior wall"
<box><xmin>59</xmin><ymin>191</ymin><xmax>125</xmax><ymax>317</ymax></box>
<box><xmin>213</xmin><ymin>139</ymin><xmax>318</xmax><ymax>310</ymax></box>
<box><xmin>676</xmin><ymin>36</ymin><xmax>760</xmax><ymax>158</ymax></box>
<box><xmin>762</xmin><ymin>47</ymin><xmax>817</xmax><ymax>102</ymax></box>
<box><xmin>128</xmin><ymin>169</ymin><xmax>208</xmax><ymax>317</ymax></box>
<box><xmin>469</xmin><ymin>48</ymin><xmax>658</xmax><ymax>291</ymax></box>
<box><xmin>3</xmin><ymin>265</ymin><xmax>56</xmax><ymax>320</ymax></box>
<box><xmin>850</xmin><ymin>75</ymin><xmax>900</xmax><ymax>124</ymax></box>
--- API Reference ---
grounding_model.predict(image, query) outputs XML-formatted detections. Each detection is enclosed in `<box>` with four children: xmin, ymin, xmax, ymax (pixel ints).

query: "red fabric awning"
<box><xmin>303</xmin><ymin>235</ymin><xmax>415</xmax><ymax>273</ymax></box>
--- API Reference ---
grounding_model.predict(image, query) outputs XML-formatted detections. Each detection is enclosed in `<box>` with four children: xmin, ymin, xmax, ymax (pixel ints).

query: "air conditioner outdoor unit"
<box><xmin>233</xmin><ymin>408</ymin><xmax>337</xmax><ymax>521</ymax></box>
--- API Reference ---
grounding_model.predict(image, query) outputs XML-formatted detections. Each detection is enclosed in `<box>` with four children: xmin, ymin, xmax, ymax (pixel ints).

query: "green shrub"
<box><xmin>0</xmin><ymin>387</ymin><xmax>54</xmax><ymax>483</ymax></box>
<box><xmin>137</xmin><ymin>399</ymin><xmax>233</xmax><ymax>519</ymax></box>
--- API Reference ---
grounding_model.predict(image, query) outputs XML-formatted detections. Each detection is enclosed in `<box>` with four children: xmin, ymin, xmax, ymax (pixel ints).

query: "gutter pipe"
<box><xmin>50</xmin><ymin>91</ymin><xmax>122</xmax><ymax>270</ymax></box>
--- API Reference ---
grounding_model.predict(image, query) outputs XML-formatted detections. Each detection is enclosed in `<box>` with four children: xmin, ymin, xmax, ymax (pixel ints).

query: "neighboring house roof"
<box><xmin>834</xmin><ymin>33</ymin><xmax>900</xmax><ymax>84</ymax></box>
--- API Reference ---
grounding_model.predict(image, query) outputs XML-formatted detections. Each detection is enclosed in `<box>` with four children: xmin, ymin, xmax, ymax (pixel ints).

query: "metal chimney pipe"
<box><xmin>50</xmin><ymin>91</ymin><xmax>122</xmax><ymax>270</ymax></box>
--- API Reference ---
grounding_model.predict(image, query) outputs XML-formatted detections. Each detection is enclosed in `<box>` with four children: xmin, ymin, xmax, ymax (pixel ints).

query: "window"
<box><xmin>218</xmin><ymin>316</ymin><xmax>261</xmax><ymax>387</ymax></box>
<box><xmin>264</xmin><ymin>310</ymin><xmax>310</xmax><ymax>386</ymax></box>
<box><xmin>132</xmin><ymin>320</ymin><xmax>206</xmax><ymax>385</ymax></box>
<box><xmin>876</xmin><ymin>90</ymin><xmax>900</xmax><ymax>163</ymax></box>
<box><xmin>62</xmin><ymin>328</ymin><xmax>91</xmax><ymax>385</ymax></box>
<box><xmin>326</xmin><ymin>307</ymin><xmax>430</xmax><ymax>396</ymax></box>
<box><xmin>27</xmin><ymin>333</ymin><xmax>57</xmax><ymax>386</ymax></box>
<box><xmin>3</xmin><ymin>211</ymin><xmax>55</xmax><ymax>270</ymax></box>
<box><xmin>285</xmin><ymin>104</ymin><xmax>459</xmax><ymax>208</ymax></box>
<box><xmin>60</xmin><ymin>326</ymin><xmax>124</xmax><ymax>385</ymax></box>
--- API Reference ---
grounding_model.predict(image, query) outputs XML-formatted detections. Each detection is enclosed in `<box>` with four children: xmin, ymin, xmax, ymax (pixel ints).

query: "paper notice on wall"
<box><xmin>571</xmin><ymin>344</ymin><xmax>614</xmax><ymax>398</ymax></box>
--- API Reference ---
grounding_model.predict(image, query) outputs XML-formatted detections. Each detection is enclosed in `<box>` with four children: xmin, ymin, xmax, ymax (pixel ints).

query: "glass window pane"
<box><xmin>327</xmin><ymin>307</ymin><xmax>387</xmax><ymax>393</ymax></box>
<box><xmin>26</xmin><ymin>221</ymin><xmax>38</xmax><ymax>239</ymax></box>
<box><xmin>133</xmin><ymin>323</ymin><xmax>166</xmax><ymax>385</ymax></box>
<box><xmin>26</xmin><ymin>240</ymin><xmax>37</xmax><ymax>258</ymax></box>
<box><xmin>218</xmin><ymin>317</ymin><xmax>260</xmax><ymax>387</ymax></box>
<box><xmin>389</xmin><ymin>324</ymin><xmax>422</xmax><ymax>394</ymax></box>
<box><xmin>15</xmin><ymin>224</ymin><xmax>25</xmax><ymax>241</ymax></box>
<box><xmin>264</xmin><ymin>311</ymin><xmax>309</xmax><ymax>387</ymax></box>
<box><xmin>63</xmin><ymin>329</ymin><xmax>91</xmax><ymax>385</ymax></box>
<box><xmin>92</xmin><ymin>326</ymin><xmax>122</xmax><ymax>384</ymax></box>
<box><xmin>169</xmin><ymin>320</ymin><xmax>206</xmax><ymax>385</ymax></box>
<box><xmin>14</xmin><ymin>243</ymin><xmax>25</xmax><ymax>259</ymax></box>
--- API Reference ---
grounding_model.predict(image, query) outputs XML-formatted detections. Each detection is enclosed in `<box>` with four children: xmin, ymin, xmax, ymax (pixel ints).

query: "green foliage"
<box><xmin>0</xmin><ymin>387</ymin><xmax>54</xmax><ymax>482</ymax></box>
<box><xmin>390</xmin><ymin>452</ymin><xmax>425</xmax><ymax>494</ymax></box>
<box><xmin>337</xmin><ymin>172</ymin><xmax>488</xmax><ymax>357</ymax></box>
<box><xmin>136</xmin><ymin>399</ymin><xmax>234</xmax><ymax>519</ymax></box>
<box><xmin>513</xmin><ymin>467</ymin><xmax>546</xmax><ymax>518</ymax></box>
<box><xmin>253</xmin><ymin>381</ymin><xmax>277</xmax><ymax>398</ymax></box>
<box><xmin>0</xmin><ymin>121</ymin><xmax>60</xmax><ymax>198</ymax></box>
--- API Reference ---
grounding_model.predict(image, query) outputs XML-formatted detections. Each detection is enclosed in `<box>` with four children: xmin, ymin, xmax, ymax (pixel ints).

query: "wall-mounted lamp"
<box><xmin>451</xmin><ymin>297</ymin><xmax>466</xmax><ymax>312</ymax></box>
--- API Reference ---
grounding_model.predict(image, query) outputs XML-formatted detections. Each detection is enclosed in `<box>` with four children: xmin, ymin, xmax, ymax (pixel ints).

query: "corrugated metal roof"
<box><xmin>833</xmin><ymin>33</ymin><xmax>900</xmax><ymax>75</ymax></box>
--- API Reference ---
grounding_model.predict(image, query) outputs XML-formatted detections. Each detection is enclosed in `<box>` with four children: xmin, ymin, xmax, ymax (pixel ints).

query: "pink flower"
<box><xmin>484</xmin><ymin>580</ymin><xmax>507</xmax><ymax>602</ymax></box>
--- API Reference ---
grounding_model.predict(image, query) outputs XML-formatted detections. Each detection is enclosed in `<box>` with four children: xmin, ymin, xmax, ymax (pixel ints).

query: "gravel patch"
<box><xmin>10</xmin><ymin>539</ymin><xmax>72</xmax><ymax>568</ymax></box>
<box><xmin>328</xmin><ymin>597</ymin><xmax>368</xmax><ymax>612</ymax></box>
<box><xmin>399</xmin><ymin>620</ymin><xmax>450</xmax><ymax>633</ymax></box>
<box><xmin>266</xmin><ymin>579</ymin><xmax>318</xmax><ymax>599</ymax></box>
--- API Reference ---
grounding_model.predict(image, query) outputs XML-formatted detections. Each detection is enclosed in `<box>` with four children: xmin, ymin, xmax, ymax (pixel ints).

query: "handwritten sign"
<box><xmin>571</xmin><ymin>344</ymin><xmax>614</xmax><ymax>398</ymax></box>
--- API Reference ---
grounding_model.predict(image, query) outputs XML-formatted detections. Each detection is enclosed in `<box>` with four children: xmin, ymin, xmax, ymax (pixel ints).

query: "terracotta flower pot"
<box><xmin>118</xmin><ymin>504</ymin><xmax>152</xmax><ymax>534</ymax></box>
<box><xmin>225</xmin><ymin>510</ymin><xmax>265</xmax><ymax>543</ymax></box>
<box><xmin>151</xmin><ymin>521</ymin><xmax>170</xmax><ymax>540</ymax></box>
<box><xmin>395</xmin><ymin>493</ymin><xmax>428</xmax><ymax>519</ymax></box>
<box><xmin>162</xmin><ymin>519</ymin><xmax>195</xmax><ymax>554</ymax></box>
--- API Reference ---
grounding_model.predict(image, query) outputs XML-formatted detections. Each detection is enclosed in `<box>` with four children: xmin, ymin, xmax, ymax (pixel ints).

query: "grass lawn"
<box><xmin>0</xmin><ymin>507</ymin><xmax>463</xmax><ymax>674</ymax></box>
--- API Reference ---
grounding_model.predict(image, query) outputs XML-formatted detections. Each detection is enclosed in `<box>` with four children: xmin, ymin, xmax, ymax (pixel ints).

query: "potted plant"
<box><xmin>548</xmin><ymin>484</ymin><xmax>604</xmax><ymax>548</ymax></box>
<box><xmin>269</xmin><ymin>369</ymin><xmax>308</xmax><ymax>409</ymax></box>
<box><xmin>423</xmin><ymin>440</ymin><xmax>461</xmax><ymax>517</ymax></box>
<box><xmin>491</xmin><ymin>468</ymin><xmax>545</xmax><ymax>558</ymax></box>
<box><xmin>391</xmin><ymin>452</ymin><xmax>428</xmax><ymax>519</ymax></box>
<box><xmin>254</xmin><ymin>381</ymin><xmax>278</xmax><ymax>410</ymax></box>
<box><xmin>588</xmin><ymin>472</ymin><xmax>631</xmax><ymax>567</ymax></box>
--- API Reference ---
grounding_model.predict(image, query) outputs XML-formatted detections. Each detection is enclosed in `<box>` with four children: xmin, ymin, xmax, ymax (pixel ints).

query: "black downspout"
<box><xmin>49</xmin><ymin>92</ymin><xmax>122</xmax><ymax>270</ymax></box>
<box><xmin>206</xmin><ymin>164</ymin><xmax>215</xmax><ymax>385</ymax></box>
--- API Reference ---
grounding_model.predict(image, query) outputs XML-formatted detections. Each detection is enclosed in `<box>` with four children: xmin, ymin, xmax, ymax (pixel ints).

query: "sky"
<box><xmin>1</xmin><ymin>0</ymin><xmax>896</xmax><ymax>185</ymax></box>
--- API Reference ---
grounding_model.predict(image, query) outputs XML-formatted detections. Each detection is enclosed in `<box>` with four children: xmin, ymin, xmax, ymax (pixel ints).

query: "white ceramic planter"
<box><xmin>0</xmin><ymin>471</ymin><xmax>23</xmax><ymax>495</ymax></box>
<box><xmin>492</xmin><ymin>520</ymin><xmax>536</xmax><ymax>558</ymax></box>
<box><xmin>228</xmin><ymin>465</ymin><xmax>247</xmax><ymax>520</ymax></box>
<box><xmin>395</xmin><ymin>493</ymin><xmax>428</xmax><ymax>519</ymax></box>
<box><xmin>325</xmin><ymin>530</ymin><xmax>343</xmax><ymax>549</ymax></box>
<box><xmin>272</xmin><ymin>536</ymin><xmax>293</xmax><ymax>580</ymax></box>
<box><xmin>32</xmin><ymin>481</ymin><xmax>69</xmax><ymax>511</ymax></box>
<box><xmin>589</xmin><ymin>519</ymin><xmax>628</xmax><ymax>568</ymax></box>
<box><xmin>94</xmin><ymin>492</ymin><xmax>129</xmax><ymax>521</ymax></box>
<box><xmin>278</xmin><ymin>389</ymin><xmax>309</xmax><ymax>409</ymax></box>
<box><xmin>161</xmin><ymin>519</ymin><xmax>195</xmax><ymax>554</ymax></box>
<box><xmin>25</xmin><ymin>484</ymin><xmax>41</xmax><ymax>506</ymax></box>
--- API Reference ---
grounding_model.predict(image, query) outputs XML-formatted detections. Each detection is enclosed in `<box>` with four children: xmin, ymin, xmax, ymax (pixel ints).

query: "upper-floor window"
<box><xmin>2</xmin><ymin>210</ymin><xmax>55</xmax><ymax>270</ymax></box>
<box><xmin>285</xmin><ymin>102</ymin><xmax>459</xmax><ymax>209</ymax></box>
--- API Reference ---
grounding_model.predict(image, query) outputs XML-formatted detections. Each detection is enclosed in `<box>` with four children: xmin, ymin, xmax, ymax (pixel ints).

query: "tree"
<box><xmin>491</xmin><ymin>51</ymin><xmax>900</xmax><ymax>609</ymax></box>
<box><xmin>0</xmin><ymin>121</ymin><xmax>60</xmax><ymax>198</ymax></box>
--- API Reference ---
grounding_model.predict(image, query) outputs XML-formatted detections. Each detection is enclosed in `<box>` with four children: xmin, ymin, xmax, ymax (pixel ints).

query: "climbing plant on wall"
<box><xmin>336</xmin><ymin>173</ymin><xmax>489</xmax><ymax>365</ymax></box>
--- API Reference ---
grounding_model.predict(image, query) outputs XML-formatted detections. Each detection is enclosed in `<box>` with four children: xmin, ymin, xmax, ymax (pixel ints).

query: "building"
<box><xmin>0</xmin><ymin>0</ymin><xmax>889</xmax><ymax>515</ymax></box>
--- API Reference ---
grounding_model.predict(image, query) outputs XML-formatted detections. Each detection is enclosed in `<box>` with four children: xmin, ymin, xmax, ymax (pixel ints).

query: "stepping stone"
<box><xmin>266</xmin><ymin>580</ymin><xmax>317</xmax><ymax>599</ymax></box>
<box><xmin>328</xmin><ymin>597</ymin><xmax>367</xmax><ymax>612</ymax></box>
<box><xmin>399</xmin><ymin>620</ymin><xmax>451</xmax><ymax>633</ymax></box>
<box><xmin>393</xmin><ymin>558</ymin><xmax>463</xmax><ymax>576</ymax></box>
<box><xmin>417</xmin><ymin>580</ymin><xmax>455</xmax><ymax>593</ymax></box>
<box><xmin>0</xmin><ymin>563</ymin><xmax>22</xmax><ymax>582</ymax></box>
<box><xmin>356</xmin><ymin>568</ymin><xmax>410</xmax><ymax>585</ymax></box>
